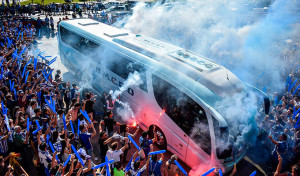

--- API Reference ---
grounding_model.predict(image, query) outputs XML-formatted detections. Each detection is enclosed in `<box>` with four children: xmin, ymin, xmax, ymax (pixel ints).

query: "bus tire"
<box><xmin>149</xmin><ymin>125</ymin><xmax>167</xmax><ymax>150</ymax></box>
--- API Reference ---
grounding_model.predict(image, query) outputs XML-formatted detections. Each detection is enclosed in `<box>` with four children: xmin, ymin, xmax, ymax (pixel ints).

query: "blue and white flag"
<box><xmin>48</xmin><ymin>57</ymin><xmax>57</xmax><ymax>66</ymax></box>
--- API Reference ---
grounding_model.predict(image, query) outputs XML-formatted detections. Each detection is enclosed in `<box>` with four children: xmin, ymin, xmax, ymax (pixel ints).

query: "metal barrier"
<box><xmin>9</xmin><ymin>152</ymin><xmax>29</xmax><ymax>176</ymax></box>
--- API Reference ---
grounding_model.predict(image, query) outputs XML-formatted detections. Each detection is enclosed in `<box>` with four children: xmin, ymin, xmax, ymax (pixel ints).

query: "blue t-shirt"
<box><xmin>37</xmin><ymin>19</ymin><xmax>42</xmax><ymax>26</ymax></box>
<box><xmin>149</xmin><ymin>158</ymin><xmax>163</xmax><ymax>176</ymax></box>
<box><xmin>80</xmin><ymin>132</ymin><xmax>92</xmax><ymax>150</ymax></box>
<box><xmin>139</xmin><ymin>137</ymin><xmax>153</xmax><ymax>156</ymax></box>
<box><xmin>272</xmin><ymin>141</ymin><xmax>288</xmax><ymax>156</ymax></box>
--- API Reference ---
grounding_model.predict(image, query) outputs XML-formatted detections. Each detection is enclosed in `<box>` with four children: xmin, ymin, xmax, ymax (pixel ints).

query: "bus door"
<box><xmin>151</xmin><ymin>74</ymin><xmax>189</xmax><ymax>162</ymax></box>
<box><xmin>152</xmin><ymin>73</ymin><xmax>212</xmax><ymax>162</ymax></box>
<box><xmin>185</xmin><ymin>110</ymin><xmax>212</xmax><ymax>167</ymax></box>
<box><xmin>170</xmin><ymin>125</ymin><xmax>189</xmax><ymax>162</ymax></box>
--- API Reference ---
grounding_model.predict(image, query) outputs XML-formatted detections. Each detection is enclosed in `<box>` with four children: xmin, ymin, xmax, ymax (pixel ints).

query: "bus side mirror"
<box><xmin>264</xmin><ymin>97</ymin><xmax>270</xmax><ymax>114</ymax></box>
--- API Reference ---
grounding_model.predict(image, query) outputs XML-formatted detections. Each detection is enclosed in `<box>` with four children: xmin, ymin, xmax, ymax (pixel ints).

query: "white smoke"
<box><xmin>112</xmin><ymin>71</ymin><xmax>143</xmax><ymax>121</ymax></box>
<box><xmin>123</xmin><ymin>0</ymin><xmax>300</xmax><ymax>91</ymax></box>
<box><xmin>116</xmin><ymin>100</ymin><xmax>135</xmax><ymax>121</ymax></box>
<box><xmin>112</xmin><ymin>71</ymin><xmax>143</xmax><ymax>99</ymax></box>
<box><xmin>122</xmin><ymin>0</ymin><xmax>299</xmax><ymax>147</ymax></box>
<box><xmin>214</xmin><ymin>91</ymin><xmax>259</xmax><ymax>150</ymax></box>
<box><xmin>77</xmin><ymin>74</ymin><xmax>94</xmax><ymax>93</ymax></box>
<box><xmin>190</xmin><ymin>91</ymin><xmax>260</xmax><ymax>175</ymax></box>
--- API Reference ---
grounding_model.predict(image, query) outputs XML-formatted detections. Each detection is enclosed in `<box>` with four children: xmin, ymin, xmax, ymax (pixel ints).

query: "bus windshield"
<box><xmin>212</xmin><ymin>116</ymin><xmax>232</xmax><ymax>159</ymax></box>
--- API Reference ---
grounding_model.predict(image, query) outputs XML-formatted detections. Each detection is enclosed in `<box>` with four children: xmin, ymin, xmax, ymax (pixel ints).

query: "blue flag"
<box><xmin>274</xmin><ymin>96</ymin><xmax>278</xmax><ymax>106</ymax></box>
<box><xmin>289</xmin><ymin>79</ymin><xmax>298</xmax><ymax>92</ymax></box>
<box><xmin>292</xmin><ymin>84</ymin><xmax>300</xmax><ymax>96</ymax></box>
<box><xmin>48</xmin><ymin>57</ymin><xmax>57</xmax><ymax>66</ymax></box>
<box><xmin>34</xmin><ymin>58</ymin><xmax>37</xmax><ymax>70</ymax></box>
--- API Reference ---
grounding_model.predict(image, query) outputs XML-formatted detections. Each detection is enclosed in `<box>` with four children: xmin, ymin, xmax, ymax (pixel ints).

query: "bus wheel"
<box><xmin>150</xmin><ymin>126</ymin><xmax>167</xmax><ymax>150</ymax></box>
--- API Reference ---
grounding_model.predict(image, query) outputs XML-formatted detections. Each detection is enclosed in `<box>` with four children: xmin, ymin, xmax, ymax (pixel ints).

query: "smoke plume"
<box><xmin>123</xmin><ymin>0</ymin><xmax>300</xmax><ymax>91</ymax></box>
<box><xmin>113</xmin><ymin>71</ymin><xmax>143</xmax><ymax>121</ymax></box>
<box><xmin>112</xmin><ymin>71</ymin><xmax>143</xmax><ymax>99</ymax></box>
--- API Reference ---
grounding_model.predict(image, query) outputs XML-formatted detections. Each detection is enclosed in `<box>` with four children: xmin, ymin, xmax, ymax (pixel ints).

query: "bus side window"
<box><xmin>107</xmin><ymin>54</ymin><xmax>148</xmax><ymax>92</ymax></box>
<box><xmin>107</xmin><ymin>55</ymin><xmax>131</xmax><ymax>79</ymax></box>
<box><xmin>60</xmin><ymin>26</ymin><xmax>147</xmax><ymax>92</ymax></box>
<box><xmin>152</xmin><ymin>74</ymin><xmax>211</xmax><ymax>155</ymax></box>
<box><xmin>60</xmin><ymin>26</ymin><xmax>100</xmax><ymax>57</ymax></box>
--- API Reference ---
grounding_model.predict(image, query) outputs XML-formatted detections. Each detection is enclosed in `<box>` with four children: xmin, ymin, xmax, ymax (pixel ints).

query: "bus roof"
<box><xmin>60</xmin><ymin>19</ymin><xmax>244</xmax><ymax>98</ymax></box>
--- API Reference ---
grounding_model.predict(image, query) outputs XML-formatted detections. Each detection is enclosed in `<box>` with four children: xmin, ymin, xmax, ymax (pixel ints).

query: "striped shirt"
<box><xmin>57</xmin><ymin>115</ymin><xmax>64</xmax><ymax>133</ymax></box>
<box><xmin>38</xmin><ymin>148</ymin><xmax>52</xmax><ymax>169</ymax></box>
<box><xmin>53</xmin><ymin>141</ymin><xmax>63</xmax><ymax>154</ymax></box>
<box><xmin>8</xmin><ymin>127</ymin><xmax>14</xmax><ymax>142</ymax></box>
<box><xmin>130</xmin><ymin>161</ymin><xmax>147</xmax><ymax>176</ymax></box>
<box><xmin>0</xmin><ymin>135</ymin><xmax>8</xmax><ymax>154</ymax></box>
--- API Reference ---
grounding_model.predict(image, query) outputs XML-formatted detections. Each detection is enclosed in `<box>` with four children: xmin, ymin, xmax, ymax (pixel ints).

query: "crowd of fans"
<box><xmin>0</xmin><ymin>2</ymin><xmax>129</xmax><ymax>26</ymax></box>
<box><xmin>254</xmin><ymin>71</ymin><xmax>300</xmax><ymax>176</ymax></box>
<box><xmin>0</xmin><ymin>2</ymin><xmax>102</xmax><ymax>17</ymax></box>
<box><xmin>0</xmin><ymin>16</ymin><xmax>190</xmax><ymax>176</ymax></box>
<box><xmin>0</xmin><ymin>3</ymin><xmax>300</xmax><ymax>176</ymax></box>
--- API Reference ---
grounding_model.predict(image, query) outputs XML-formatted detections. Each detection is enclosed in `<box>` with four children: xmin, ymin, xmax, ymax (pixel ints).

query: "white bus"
<box><xmin>58</xmin><ymin>19</ymin><xmax>269</xmax><ymax>171</ymax></box>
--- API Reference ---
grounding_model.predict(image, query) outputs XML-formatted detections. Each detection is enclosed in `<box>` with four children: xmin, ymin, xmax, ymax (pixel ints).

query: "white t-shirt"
<box><xmin>80</xmin><ymin>119</ymin><xmax>87</xmax><ymax>126</ymax></box>
<box><xmin>38</xmin><ymin>147</ymin><xmax>53</xmax><ymax>169</ymax></box>
<box><xmin>26</xmin><ymin>106</ymin><xmax>36</xmax><ymax>118</ymax></box>
<box><xmin>106</xmin><ymin>149</ymin><xmax>123</xmax><ymax>163</ymax></box>
<box><xmin>106</xmin><ymin>99</ymin><xmax>116</xmax><ymax>110</ymax></box>
<box><xmin>57</xmin><ymin>115</ymin><xmax>64</xmax><ymax>133</ymax></box>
